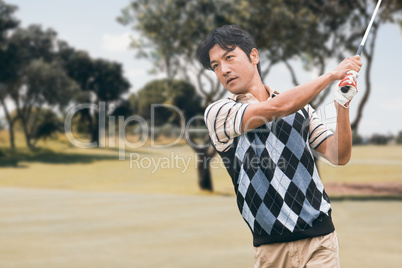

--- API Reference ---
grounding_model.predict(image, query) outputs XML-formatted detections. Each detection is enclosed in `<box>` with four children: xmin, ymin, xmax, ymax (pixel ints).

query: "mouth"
<box><xmin>226</xmin><ymin>77</ymin><xmax>237</xmax><ymax>85</ymax></box>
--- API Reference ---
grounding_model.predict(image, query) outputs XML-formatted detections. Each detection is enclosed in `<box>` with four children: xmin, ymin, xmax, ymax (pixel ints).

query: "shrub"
<box><xmin>368</xmin><ymin>133</ymin><xmax>394</xmax><ymax>145</ymax></box>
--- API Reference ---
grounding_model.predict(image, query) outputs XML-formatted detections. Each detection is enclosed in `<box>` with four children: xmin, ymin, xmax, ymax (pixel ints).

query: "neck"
<box><xmin>246</xmin><ymin>81</ymin><xmax>270</xmax><ymax>102</ymax></box>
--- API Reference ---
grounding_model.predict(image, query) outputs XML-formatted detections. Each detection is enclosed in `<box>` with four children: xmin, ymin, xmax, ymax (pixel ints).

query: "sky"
<box><xmin>4</xmin><ymin>0</ymin><xmax>402</xmax><ymax>137</ymax></box>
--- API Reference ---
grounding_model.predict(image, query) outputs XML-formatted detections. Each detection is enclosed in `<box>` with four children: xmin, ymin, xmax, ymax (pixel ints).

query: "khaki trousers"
<box><xmin>254</xmin><ymin>231</ymin><xmax>340</xmax><ymax>268</ymax></box>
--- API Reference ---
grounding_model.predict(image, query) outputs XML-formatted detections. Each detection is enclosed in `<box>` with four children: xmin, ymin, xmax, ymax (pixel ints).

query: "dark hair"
<box><xmin>196</xmin><ymin>25</ymin><xmax>262</xmax><ymax>80</ymax></box>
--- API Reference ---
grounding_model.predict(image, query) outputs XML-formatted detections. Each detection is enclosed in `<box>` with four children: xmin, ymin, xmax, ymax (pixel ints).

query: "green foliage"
<box><xmin>3</xmin><ymin>24</ymin><xmax>73</xmax><ymax>101</ymax></box>
<box><xmin>58</xmin><ymin>46</ymin><xmax>95</xmax><ymax>93</ymax></box>
<box><xmin>0</xmin><ymin>2</ymin><xmax>131</xmax><ymax>148</ymax></box>
<box><xmin>58</xmin><ymin>44</ymin><xmax>130</xmax><ymax>102</ymax></box>
<box><xmin>0</xmin><ymin>23</ymin><xmax>81</xmax><ymax>148</ymax></box>
<box><xmin>134</xmin><ymin>79</ymin><xmax>203</xmax><ymax>126</ymax></box>
<box><xmin>368</xmin><ymin>133</ymin><xmax>394</xmax><ymax>145</ymax></box>
<box><xmin>91</xmin><ymin>59</ymin><xmax>131</xmax><ymax>102</ymax></box>
<box><xmin>119</xmin><ymin>0</ymin><xmax>402</xmax><ymax>135</ymax></box>
<box><xmin>223</xmin><ymin>1</ymin><xmax>351</xmax><ymax>65</ymax></box>
<box><xmin>118</xmin><ymin>0</ymin><xmax>220</xmax><ymax>78</ymax></box>
<box><xmin>0</xmin><ymin>0</ymin><xmax>19</xmax><ymax>43</ymax></box>
<box><xmin>352</xmin><ymin>131</ymin><xmax>365</xmax><ymax>145</ymax></box>
<box><xmin>118</xmin><ymin>0</ymin><xmax>402</xmax><ymax>82</ymax></box>
<box><xmin>110</xmin><ymin>100</ymin><xmax>133</xmax><ymax>119</ymax></box>
<box><xmin>118</xmin><ymin>1</ymin><xmax>354</xmax><ymax>78</ymax></box>
<box><xmin>24</xmin><ymin>59</ymin><xmax>79</xmax><ymax>108</ymax></box>
<box><xmin>117</xmin><ymin>0</ymin><xmax>366</xmax><ymax>109</ymax></box>
<box><xmin>8</xmin><ymin>25</ymin><xmax>57</xmax><ymax>63</ymax></box>
<box><xmin>57</xmin><ymin>41</ymin><xmax>131</xmax><ymax>143</ymax></box>
<box><xmin>395</xmin><ymin>131</ymin><xmax>402</xmax><ymax>145</ymax></box>
<box><xmin>128</xmin><ymin>93</ymin><xmax>139</xmax><ymax>115</ymax></box>
<box><xmin>0</xmin><ymin>0</ymin><xmax>20</xmax><ymax>84</ymax></box>
<box><xmin>12</xmin><ymin>107</ymin><xmax>64</xmax><ymax>145</ymax></box>
<box><xmin>17</xmin><ymin>59</ymin><xmax>79</xmax><ymax>146</ymax></box>
<box><xmin>33</xmin><ymin>110</ymin><xmax>63</xmax><ymax>141</ymax></box>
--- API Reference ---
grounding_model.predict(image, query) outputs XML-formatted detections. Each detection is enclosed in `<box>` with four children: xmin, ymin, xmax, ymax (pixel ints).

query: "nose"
<box><xmin>221</xmin><ymin>62</ymin><xmax>231</xmax><ymax>76</ymax></box>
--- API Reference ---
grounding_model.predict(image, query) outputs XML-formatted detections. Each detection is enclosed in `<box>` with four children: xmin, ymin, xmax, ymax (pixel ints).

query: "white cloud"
<box><xmin>101</xmin><ymin>32</ymin><xmax>132</xmax><ymax>53</ymax></box>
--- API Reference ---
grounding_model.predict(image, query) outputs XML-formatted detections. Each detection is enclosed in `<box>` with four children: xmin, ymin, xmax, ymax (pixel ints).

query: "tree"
<box><xmin>118</xmin><ymin>0</ymin><xmax>402</xmax><ymax>190</ymax></box>
<box><xmin>110</xmin><ymin>99</ymin><xmax>133</xmax><ymax>119</ymax></box>
<box><xmin>57</xmin><ymin>44</ymin><xmax>97</xmax><ymax>141</ymax></box>
<box><xmin>238</xmin><ymin>0</ymin><xmax>402</xmax><ymax>133</ymax></box>
<box><xmin>352</xmin><ymin>131</ymin><xmax>365</xmax><ymax>145</ymax></box>
<box><xmin>16</xmin><ymin>59</ymin><xmax>79</xmax><ymax>147</ymax></box>
<box><xmin>34</xmin><ymin>110</ymin><xmax>63</xmax><ymax>142</ymax></box>
<box><xmin>118</xmin><ymin>0</ymin><xmax>228</xmax><ymax>105</ymax></box>
<box><xmin>235</xmin><ymin>0</ymin><xmax>402</xmax><ymax>136</ymax></box>
<box><xmin>0</xmin><ymin>1</ymin><xmax>19</xmax><ymax>43</ymax></box>
<box><xmin>134</xmin><ymin>79</ymin><xmax>203</xmax><ymax>125</ymax></box>
<box><xmin>15</xmin><ymin>108</ymin><xmax>63</xmax><ymax>146</ymax></box>
<box><xmin>368</xmin><ymin>133</ymin><xmax>394</xmax><ymax>145</ymax></box>
<box><xmin>224</xmin><ymin>0</ymin><xmax>357</xmax><ymax>108</ymax></box>
<box><xmin>132</xmin><ymin>78</ymin><xmax>209</xmax><ymax>189</ymax></box>
<box><xmin>118</xmin><ymin>0</ymin><xmax>233</xmax><ymax>190</ymax></box>
<box><xmin>396</xmin><ymin>131</ymin><xmax>402</xmax><ymax>145</ymax></box>
<box><xmin>118</xmin><ymin>0</ymin><xmax>348</xmax><ymax>191</ymax></box>
<box><xmin>89</xmin><ymin>59</ymin><xmax>131</xmax><ymax>143</ymax></box>
<box><xmin>0</xmin><ymin>0</ymin><xmax>19</xmax><ymax>149</ymax></box>
<box><xmin>118</xmin><ymin>0</ymin><xmax>356</xmax><ymax>104</ymax></box>
<box><xmin>2</xmin><ymin>25</ymin><xmax>78</xmax><ymax>148</ymax></box>
<box><xmin>58</xmin><ymin>42</ymin><xmax>131</xmax><ymax>144</ymax></box>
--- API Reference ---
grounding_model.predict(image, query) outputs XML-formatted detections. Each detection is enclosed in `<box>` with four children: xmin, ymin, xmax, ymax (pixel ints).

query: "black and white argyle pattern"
<box><xmin>230</xmin><ymin>108</ymin><xmax>331</xmax><ymax>237</ymax></box>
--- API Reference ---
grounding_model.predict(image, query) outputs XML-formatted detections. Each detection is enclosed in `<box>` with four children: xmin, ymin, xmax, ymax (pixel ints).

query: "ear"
<box><xmin>250</xmin><ymin>48</ymin><xmax>259</xmax><ymax>65</ymax></box>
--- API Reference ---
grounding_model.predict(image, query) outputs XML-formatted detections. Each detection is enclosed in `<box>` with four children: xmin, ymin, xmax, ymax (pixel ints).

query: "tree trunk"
<box><xmin>80</xmin><ymin>108</ymin><xmax>95</xmax><ymax>143</ymax></box>
<box><xmin>21</xmin><ymin>118</ymin><xmax>32</xmax><ymax>148</ymax></box>
<box><xmin>0</xmin><ymin>96</ymin><xmax>16</xmax><ymax>149</ymax></box>
<box><xmin>186</xmin><ymin>122</ymin><xmax>217</xmax><ymax>192</ymax></box>
<box><xmin>16</xmin><ymin>107</ymin><xmax>33</xmax><ymax>148</ymax></box>
<box><xmin>91</xmin><ymin>111</ymin><xmax>99</xmax><ymax>144</ymax></box>
<box><xmin>284</xmin><ymin>60</ymin><xmax>300</xmax><ymax>87</ymax></box>
<box><xmin>196</xmin><ymin>150</ymin><xmax>213</xmax><ymax>191</ymax></box>
<box><xmin>7</xmin><ymin>122</ymin><xmax>16</xmax><ymax>149</ymax></box>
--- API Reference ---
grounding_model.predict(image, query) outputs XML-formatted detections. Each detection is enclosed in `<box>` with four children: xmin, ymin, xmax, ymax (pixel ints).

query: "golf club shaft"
<box><xmin>341</xmin><ymin>0</ymin><xmax>382</xmax><ymax>93</ymax></box>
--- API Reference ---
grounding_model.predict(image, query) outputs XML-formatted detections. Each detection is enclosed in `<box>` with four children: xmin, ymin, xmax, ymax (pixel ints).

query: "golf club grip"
<box><xmin>341</xmin><ymin>85</ymin><xmax>350</xmax><ymax>93</ymax></box>
<box><xmin>341</xmin><ymin>46</ymin><xmax>363</xmax><ymax>93</ymax></box>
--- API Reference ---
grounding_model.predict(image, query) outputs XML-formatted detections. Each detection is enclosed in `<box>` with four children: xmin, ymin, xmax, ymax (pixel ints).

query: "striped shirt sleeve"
<box><xmin>204</xmin><ymin>99</ymin><xmax>250</xmax><ymax>152</ymax></box>
<box><xmin>307</xmin><ymin>104</ymin><xmax>334</xmax><ymax>150</ymax></box>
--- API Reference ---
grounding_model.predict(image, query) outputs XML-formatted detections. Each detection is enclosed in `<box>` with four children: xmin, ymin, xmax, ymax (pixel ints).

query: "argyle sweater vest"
<box><xmin>217</xmin><ymin>107</ymin><xmax>334</xmax><ymax>247</ymax></box>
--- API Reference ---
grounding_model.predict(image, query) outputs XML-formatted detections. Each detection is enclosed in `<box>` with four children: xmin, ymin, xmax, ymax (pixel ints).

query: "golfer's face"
<box><xmin>209</xmin><ymin>45</ymin><xmax>257</xmax><ymax>94</ymax></box>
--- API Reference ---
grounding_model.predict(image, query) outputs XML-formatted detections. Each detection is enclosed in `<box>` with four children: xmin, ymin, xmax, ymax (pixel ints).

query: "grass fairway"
<box><xmin>0</xmin><ymin>188</ymin><xmax>401</xmax><ymax>268</ymax></box>
<box><xmin>318</xmin><ymin>145</ymin><xmax>402</xmax><ymax>184</ymax></box>
<box><xmin>0</xmin><ymin>140</ymin><xmax>401</xmax><ymax>195</ymax></box>
<box><xmin>1</xmin><ymin>136</ymin><xmax>402</xmax><ymax>267</ymax></box>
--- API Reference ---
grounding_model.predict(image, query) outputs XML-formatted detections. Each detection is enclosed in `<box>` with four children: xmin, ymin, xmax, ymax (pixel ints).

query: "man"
<box><xmin>197</xmin><ymin>25</ymin><xmax>362</xmax><ymax>267</ymax></box>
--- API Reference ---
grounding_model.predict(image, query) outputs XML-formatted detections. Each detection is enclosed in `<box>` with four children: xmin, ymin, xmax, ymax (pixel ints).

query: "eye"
<box><xmin>226</xmin><ymin>55</ymin><xmax>233</xmax><ymax>60</ymax></box>
<box><xmin>212</xmin><ymin>64</ymin><xmax>219</xmax><ymax>70</ymax></box>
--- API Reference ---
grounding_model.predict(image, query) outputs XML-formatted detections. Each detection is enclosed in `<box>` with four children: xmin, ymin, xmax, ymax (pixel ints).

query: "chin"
<box><xmin>226</xmin><ymin>86</ymin><xmax>245</xmax><ymax>95</ymax></box>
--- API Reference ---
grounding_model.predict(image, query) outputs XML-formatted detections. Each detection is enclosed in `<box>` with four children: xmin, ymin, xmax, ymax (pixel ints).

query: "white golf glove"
<box><xmin>334</xmin><ymin>70</ymin><xmax>359</xmax><ymax>108</ymax></box>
